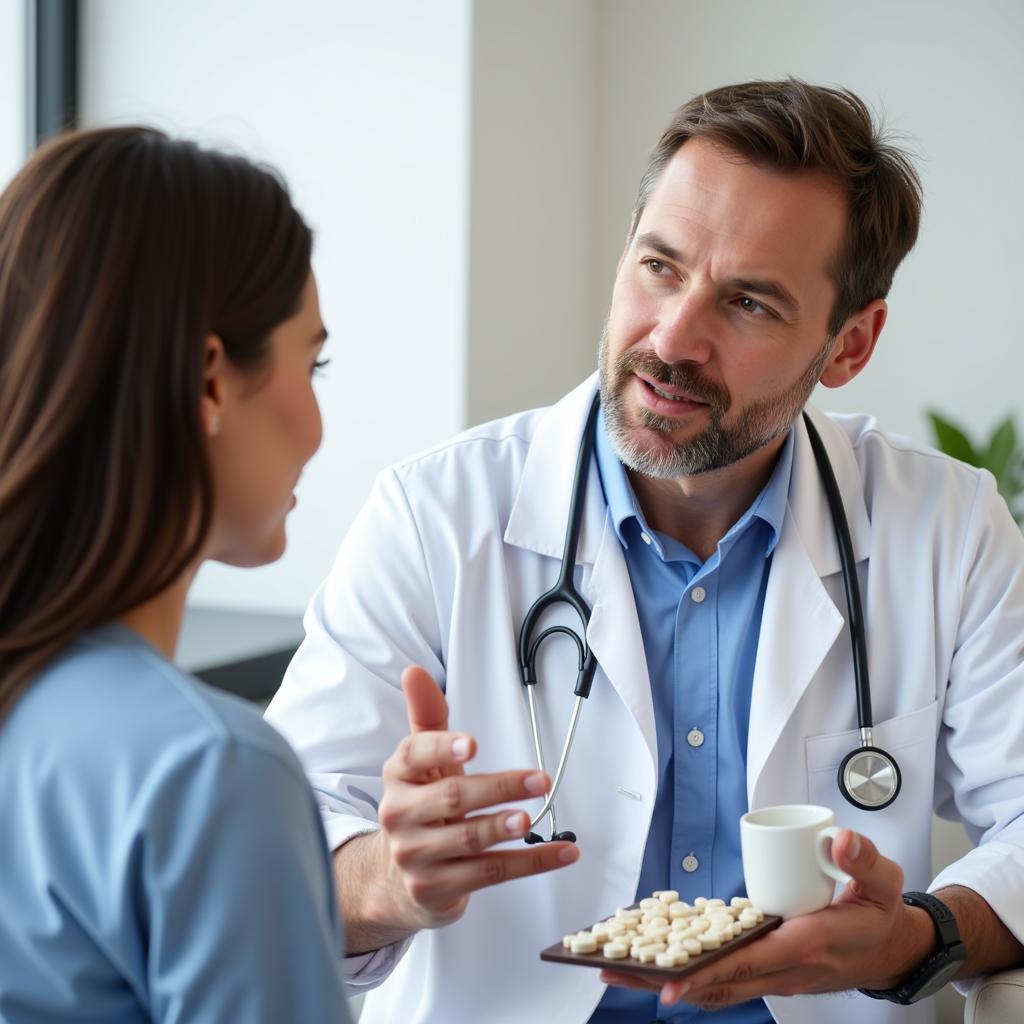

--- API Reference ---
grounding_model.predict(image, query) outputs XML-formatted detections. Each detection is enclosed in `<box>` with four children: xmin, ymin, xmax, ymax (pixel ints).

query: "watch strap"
<box><xmin>859</xmin><ymin>892</ymin><xmax>967</xmax><ymax>1004</ymax></box>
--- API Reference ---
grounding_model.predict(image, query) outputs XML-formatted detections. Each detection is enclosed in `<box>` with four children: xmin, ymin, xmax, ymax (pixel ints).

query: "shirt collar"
<box><xmin>594</xmin><ymin>407</ymin><xmax>794</xmax><ymax>559</ymax></box>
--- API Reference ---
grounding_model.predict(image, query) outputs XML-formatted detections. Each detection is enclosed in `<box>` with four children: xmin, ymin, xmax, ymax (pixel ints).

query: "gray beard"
<box><xmin>597</xmin><ymin>326</ymin><xmax>834</xmax><ymax>479</ymax></box>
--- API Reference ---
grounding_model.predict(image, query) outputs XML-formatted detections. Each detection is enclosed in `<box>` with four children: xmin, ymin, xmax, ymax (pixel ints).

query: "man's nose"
<box><xmin>649</xmin><ymin>290</ymin><xmax>713</xmax><ymax>366</ymax></box>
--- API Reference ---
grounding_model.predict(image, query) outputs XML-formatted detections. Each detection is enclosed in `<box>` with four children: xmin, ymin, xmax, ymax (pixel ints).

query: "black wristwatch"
<box><xmin>860</xmin><ymin>891</ymin><xmax>967</xmax><ymax>1004</ymax></box>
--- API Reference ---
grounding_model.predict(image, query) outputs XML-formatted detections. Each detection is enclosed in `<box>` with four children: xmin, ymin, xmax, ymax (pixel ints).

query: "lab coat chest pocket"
<box><xmin>805</xmin><ymin>700</ymin><xmax>939</xmax><ymax>889</ymax></box>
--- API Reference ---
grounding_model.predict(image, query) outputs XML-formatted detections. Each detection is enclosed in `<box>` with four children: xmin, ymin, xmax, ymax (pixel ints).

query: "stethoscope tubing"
<box><xmin>518</xmin><ymin>399</ymin><xmax>902</xmax><ymax>839</ymax></box>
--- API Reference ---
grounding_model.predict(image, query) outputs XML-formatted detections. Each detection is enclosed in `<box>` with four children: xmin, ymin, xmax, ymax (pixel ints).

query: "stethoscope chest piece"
<box><xmin>838</xmin><ymin>745</ymin><xmax>902</xmax><ymax>811</ymax></box>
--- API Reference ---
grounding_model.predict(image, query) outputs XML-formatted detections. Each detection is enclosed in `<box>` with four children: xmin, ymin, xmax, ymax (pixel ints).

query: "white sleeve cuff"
<box><xmin>343</xmin><ymin>937</ymin><xmax>414</xmax><ymax>990</ymax></box>
<box><xmin>322</xmin><ymin>813</ymin><xmax>414</xmax><ymax>990</ymax></box>
<box><xmin>930</xmin><ymin>838</ymin><xmax>1024</xmax><ymax>994</ymax></box>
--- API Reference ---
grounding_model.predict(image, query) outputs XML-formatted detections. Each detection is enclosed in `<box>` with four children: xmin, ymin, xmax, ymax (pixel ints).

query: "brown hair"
<box><xmin>631</xmin><ymin>78</ymin><xmax>923</xmax><ymax>337</ymax></box>
<box><xmin>0</xmin><ymin>126</ymin><xmax>312</xmax><ymax>717</ymax></box>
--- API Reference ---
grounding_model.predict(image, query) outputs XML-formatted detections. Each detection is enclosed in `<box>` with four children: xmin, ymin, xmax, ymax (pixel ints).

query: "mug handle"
<box><xmin>816</xmin><ymin>825</ymin><xmax>853</xmax><ymax>885</ymax></box>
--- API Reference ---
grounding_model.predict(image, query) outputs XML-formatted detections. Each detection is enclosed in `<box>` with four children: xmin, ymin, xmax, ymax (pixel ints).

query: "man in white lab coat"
<box><xmin>266</xmin><ymin>80</ymin><xmax>1024</xmax><ymax>1023</ymax></box>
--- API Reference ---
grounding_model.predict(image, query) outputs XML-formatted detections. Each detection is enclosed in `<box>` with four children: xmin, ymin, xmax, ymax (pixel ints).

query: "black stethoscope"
<box><xmin>517</xmin><ymin>394</ymin><xmax>902</xmax><ymax>845</ymax></box>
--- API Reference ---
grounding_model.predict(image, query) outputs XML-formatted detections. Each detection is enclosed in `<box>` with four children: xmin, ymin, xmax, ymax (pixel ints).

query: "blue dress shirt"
<box><xmin>589</xmin><ymin>410</ymin><xmax>794</xmax><ymax>1023</ymax></box>
<box><xmin>0</xmin><ymin>624</ymin><xmax>353</xmax><ymax>1023</ymax></box>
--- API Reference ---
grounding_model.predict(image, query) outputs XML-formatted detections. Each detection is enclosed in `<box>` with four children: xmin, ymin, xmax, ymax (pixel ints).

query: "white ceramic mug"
<box><xmin>740</xmin><ymin>804</ymin><xmax>853</xmax><ymax>919</ymax></box>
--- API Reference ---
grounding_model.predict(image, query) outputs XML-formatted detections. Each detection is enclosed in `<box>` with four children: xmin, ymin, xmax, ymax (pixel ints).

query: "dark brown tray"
<box><xmin>540</xmin><ymin>910</ymin><xmax>781</xmax><ymax>982</ymax></box>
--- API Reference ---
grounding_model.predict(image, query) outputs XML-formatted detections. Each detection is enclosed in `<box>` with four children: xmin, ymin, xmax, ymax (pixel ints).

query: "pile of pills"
<box><xmin>562</xmin><ymin>892</ymin><xmax>765</xmax><ymax>969</ymax></box>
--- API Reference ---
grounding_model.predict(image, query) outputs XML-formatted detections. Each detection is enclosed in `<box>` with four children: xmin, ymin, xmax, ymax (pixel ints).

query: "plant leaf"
<box><xmin>984</xmin><ymin>417</ymin><xmax>1017</xmax><ymax>481</ymax></box>
<box><xmin>927</xmin><ymin>411</ymin><xmax>979</xmax><ymax>466</ymax></box>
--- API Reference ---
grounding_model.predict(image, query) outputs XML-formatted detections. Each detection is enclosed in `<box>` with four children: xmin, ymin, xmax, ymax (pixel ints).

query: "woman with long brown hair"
<box><xmin>0</xmin><ymin>127</ymin><xmax>353</xmax><ymax>1021</ymax></box>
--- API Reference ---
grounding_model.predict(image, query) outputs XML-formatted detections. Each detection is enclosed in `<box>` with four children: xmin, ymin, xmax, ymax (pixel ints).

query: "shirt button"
<box><xmin>687</xmin><ymin>728</ymin><xmax>704</xmax><ymax>748</ymax></box>
<box><xmin>640</xmin><ymin>532</ymin><xmax>652</xmax><ymax>545</ymax></box>
<box><xmin>691</xmin><ymin>586</ymin><xmax>706</xmax><ymax>604</ymax></box>
<box><xmin>682</xmin><ymin>853</ymin><xmax>699</xmax><ymax>872</ymax></box>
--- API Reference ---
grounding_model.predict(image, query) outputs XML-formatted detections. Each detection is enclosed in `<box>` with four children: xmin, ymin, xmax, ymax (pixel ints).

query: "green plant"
<box><xmin>927</xmin><ymin>410</ymin><xmax>1024</xmax><ymax>524</ymax></box>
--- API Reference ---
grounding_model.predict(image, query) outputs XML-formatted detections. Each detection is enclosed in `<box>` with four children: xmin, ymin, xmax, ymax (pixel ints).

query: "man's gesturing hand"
<box><xmin>372</xmin><ymin>665</ymin><xmax>579</xmax><ymax>934</ymax></box>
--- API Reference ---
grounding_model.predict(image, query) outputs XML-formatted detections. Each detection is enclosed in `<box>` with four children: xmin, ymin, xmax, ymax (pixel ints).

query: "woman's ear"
<box><xmin>819</xmin><ymin>299</ymin><xmax>887</xmax><ymax>389</ymax></box>
<box><xmin>200</xmin><ymin>334</ymin><xmax>227</xmax><ymax>437</ymax></box>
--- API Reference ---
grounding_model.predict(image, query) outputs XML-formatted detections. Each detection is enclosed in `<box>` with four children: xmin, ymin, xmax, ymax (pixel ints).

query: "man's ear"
<box><xmin>200</xmin><ymin>334</ymin><xmax>227</xmax><ymax>437</ymax></box>
<box><xmin>819</xmin><ymin>299</ymin><xmax>887</xmax><ymax>388</ymax></box>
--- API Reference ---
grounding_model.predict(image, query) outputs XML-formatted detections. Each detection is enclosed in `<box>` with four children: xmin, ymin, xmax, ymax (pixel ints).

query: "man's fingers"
<box><xmin>832</xmin><ymin>830</ymin><xmax>904</xmax><ymax>905</ymax></box>
<box><xmin>384</xmin><ymin>730</ymin><xmax>480</xmax><ymax>781</ymax></box>
<box><xmin>599</xmin><ymin>970</ymin><xmax>659</xmax><ymax>993</ymax></box>
<box><xmin>411</xmin><ymin>842</ymin><xmax>579</xmax><ymax>906</ymax></box>
<box><xmin>402</xmin><ymin>665</ymin><xmax>450</xmax><ymax>734</ymax></box>
<box><xmin>384</xmin><ymin>763</ymin><xmax>550</xmax><ymax>823</ymax></box>
<box><xmin>392</xmin><ymin>808</ymin><xmax>534</xmax><ymax>868</ymax></box>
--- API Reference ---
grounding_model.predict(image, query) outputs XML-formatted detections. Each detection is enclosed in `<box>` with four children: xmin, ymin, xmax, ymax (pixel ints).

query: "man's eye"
<box><xmin>643</xmin><ymin>258</ymin><xmax>668</xmax><ymax>276</ymax></box>
<box><xmin>738</xmin><ymin>296</ymin><xmax>769</xmax><ymax>316</ymax></box>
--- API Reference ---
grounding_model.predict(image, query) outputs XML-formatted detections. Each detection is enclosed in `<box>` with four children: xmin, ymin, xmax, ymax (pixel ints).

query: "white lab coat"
<box><xmin>266</xmin><ymin>376</ymin><xmax>1024</xmax><ymax>1024</ymax></box>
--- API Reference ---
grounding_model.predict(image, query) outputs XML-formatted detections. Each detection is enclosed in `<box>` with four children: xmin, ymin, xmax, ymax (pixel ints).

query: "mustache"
<box><xmin>613</xmin><ymin>349</ymin><xmax>730</xmax><ymax>411</ymax></box>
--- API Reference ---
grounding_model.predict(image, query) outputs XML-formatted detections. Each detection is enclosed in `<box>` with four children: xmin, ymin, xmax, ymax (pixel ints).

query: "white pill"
<box><xmin>705</xmin><ymin>898</ymin><xmax>726</xmax><ymax>909</ymax></box>
<box><xmin>667</xmin><ymin>946</ymin><xmax>691</xmax><ymax>966</ymax></box>
<box><xmin>562</xmin><ymin>934</ymin><xmax>575</xmax><ymax>948</ymax></box>
<box><xmin>691</xmin><ymin>917</ymin><xmax>710</xmax><ymax>933</ymax></box>
<box><xmin>570</xmin><ymin>934</ymin><xmax>598</xmax><ymax>954</ymax></box>
<box><xmin>694</xmin><ymin>897</ymin><xmax>708</xmax><ymax>909</ymax></box>
<box><xmin>731</xmin><ymin>897</ymin><xmax>752</xmax><ymax>909</ymax></box>
<box><xmin>700</xmin><ymin>934</ymin><xmax>721</xmax><ymax>951</ymax></box>
<box><xmin>603</xmin><ymin>941</ymin><xmax>630</xmax><ymax>959</ymax></box>
<box><xmin>669</xmin><ymin>901</ymin><xmax>696</xmax><ymax>919</ymax></box>
<box><xmin>658</xmin><ymin>890</ymin><xmax>680</xmax><ymax>905</ymax></box>
<box><xmin>639</xmin><ymin>897</ymin><xmax>662</xmax><ymax>910</ymax></box>
<box><xmin>637</xmin><ymin>947</ymin><xmax>661</xmax><ymax>964</ymax></box>
<box><xmin>731</xmin><ymin>921</ymin><xmax>743</xmax><ymax>937</ymax></box>
<box><xmin>655</xmin><ymin>951</ymin><xmax>679</xmax><ymax>968</ymax></box>
<box><xmin>682</xmin><ymin>938</ymin><xmax>702</xmax><ymax>955</ymax></box>
<box><xmin>646</xmin><ymin>919</ymin><xmax>670</xmax><ymax>935</ymax></box>
<box><xmin>592</xmin><ymin>925</ymin><xmax>612</xmax><ymax>943</ymax></box>
<box><xmin>643</xmin><ymin>903</ymin><xmax>669</xmax><ymax>919</ymax></box>
<box><xmin>632</xmin><ymin>933</ymin><xmax>657</xmax><ymax>947</ymax></box>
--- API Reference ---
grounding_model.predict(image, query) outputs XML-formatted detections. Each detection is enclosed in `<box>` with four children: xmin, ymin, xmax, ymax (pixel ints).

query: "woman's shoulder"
<box><xmin>6</xmin><ymin>623</ymin><xmax>306</xmax><ymax>806</ymax></box>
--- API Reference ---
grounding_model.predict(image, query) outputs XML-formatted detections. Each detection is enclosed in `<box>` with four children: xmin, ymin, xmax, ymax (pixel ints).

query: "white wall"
<box><xmin>466</xmin><ymin>0</ymin><xmax>601</xmax><ymax>426</ymax></box>
<box><xmin>76</xmin><ymin>1</ymin><xmax>1024</xmax><ymax>616</ymax></box>
<box><xmin>80</xmin><ymin>0</ymin><xmax>472</xmax><ymax>614</ymax></box>
<box><xmin>0</xmin><ymin>0</ymin><xmax>27</xmax><ymax>190</ymax></box>
<box><xmin>593</xmin><ymin>0</ymin><xmax>1024</xmax><ymax>444</ymax></box>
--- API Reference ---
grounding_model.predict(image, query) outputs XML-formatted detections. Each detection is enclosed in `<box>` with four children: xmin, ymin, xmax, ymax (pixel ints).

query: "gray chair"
<box><xmin>964</xmin><ymin>970</ymin><xmax>1024</xmax><ymax>1024</ymax></box>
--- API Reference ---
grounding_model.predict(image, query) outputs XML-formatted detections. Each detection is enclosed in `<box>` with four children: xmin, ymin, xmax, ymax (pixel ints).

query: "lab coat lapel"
<box><xmin>504</xmin><ymin>375</ymin><xmax>658</xmax><ymax>770</ymax></box>
<box><xmin>747</xmin><ymin>406</ymin><xmax>871</xmax><ymax>802</ymax></box>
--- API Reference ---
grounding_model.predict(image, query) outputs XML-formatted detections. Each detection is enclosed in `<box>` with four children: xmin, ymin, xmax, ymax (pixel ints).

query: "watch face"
<box><xmin>907</xmin><ymin>949</ymin><xmax>967</xmax><ymax>1002</ymax></box>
